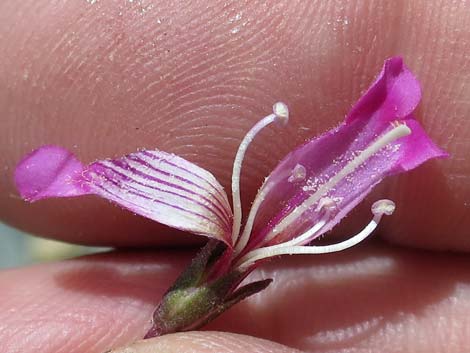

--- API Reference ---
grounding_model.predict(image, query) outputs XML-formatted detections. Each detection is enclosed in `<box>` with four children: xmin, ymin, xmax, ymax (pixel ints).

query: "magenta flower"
<box><xmin>14</xmin><ymin>57</ymin><xmax>447</xmax><ymax>336</ymax></box>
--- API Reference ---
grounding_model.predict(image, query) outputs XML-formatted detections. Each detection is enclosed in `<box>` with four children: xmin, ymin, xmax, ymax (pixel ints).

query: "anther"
<box><xmin>288</xmin><ymin>164</ymin><xmax>307</xmax><ymax>183</ymax></box>
<box><xmin>273</xmin><ymin>102</ymin><xmax>289</xmax><ymax>126</ymax></box>
<box><xmin>315</xmin><ymin>197</ymin><xmax>338</xmax><ymax>213</ymax></box>
<box><xmin>391</xmin><ymin>120</ymin><xmax>405</xmax><ymax>128</ymax></box>
<box><xmin>260</xmin><ymin>196</ymin><xmax>336</xmax><ymax>246</ymax></box>
<box><xmin>372</xmin><ymin>199</ymin><xmax>395</xmax><ymax>216</ymax></box>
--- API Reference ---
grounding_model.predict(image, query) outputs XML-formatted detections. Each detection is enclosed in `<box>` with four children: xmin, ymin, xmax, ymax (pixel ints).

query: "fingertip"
<box><xmin>109</xmin><ymin>332</ymin><xmax>300</xmax><ymax>353</ymax></box>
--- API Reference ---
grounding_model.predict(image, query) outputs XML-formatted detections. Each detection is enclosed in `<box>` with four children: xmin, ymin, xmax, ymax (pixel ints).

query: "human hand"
<box><xmin>1</xmin><ymin>0</ymin><xmax>469</xmax><ymax>352</ymax></box>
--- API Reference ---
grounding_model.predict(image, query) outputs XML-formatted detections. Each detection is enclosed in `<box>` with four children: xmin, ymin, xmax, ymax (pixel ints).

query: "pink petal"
<box><xmin>248</xmin><ymin>57</ymin><xmax>447</xmax><ymax>249</ymax></box>
<box><xmin>347</xmin><ymin>56</ymin><xmax>422</xmax><ymax>123</ymax></box>
<box><xmin>85</xmin><ymin>150</ymin><xmax>232</xmax><ymax>242</ymax></box>
<box><xmin>14</xmin><ymin>145</ymin><xmax>91</xmax><ymax>201</ymax></box>
<box><xmin>15</xmin><ymin>147</ymin><xmax>233</xmax><ymax>244</ymax></box>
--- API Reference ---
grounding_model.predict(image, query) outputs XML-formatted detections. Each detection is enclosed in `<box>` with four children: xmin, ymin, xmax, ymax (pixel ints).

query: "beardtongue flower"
<box><xmin>14</xmin><ymin>57</ymin><xmax>447</xmax><ymax>337</ymax></box>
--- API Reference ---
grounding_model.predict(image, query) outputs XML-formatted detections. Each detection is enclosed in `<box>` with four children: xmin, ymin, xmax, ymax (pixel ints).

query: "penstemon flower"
<box><xmin>14</xmin><ymin>57</ymin><xmax>447</xmax><ymax>337</ymax></box>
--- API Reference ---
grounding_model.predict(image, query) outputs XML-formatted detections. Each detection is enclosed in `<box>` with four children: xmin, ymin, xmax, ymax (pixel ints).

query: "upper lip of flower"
<box><xmin>13</xmin><ymin>56</ymin><xmax>448</xmax><ymax>268</ymax></box>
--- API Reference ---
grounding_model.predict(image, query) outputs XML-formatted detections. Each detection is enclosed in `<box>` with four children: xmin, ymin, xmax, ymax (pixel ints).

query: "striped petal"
<box><xmin>85</xmin><ymin>150</ymin><xmax>232</xmax><ymax>242</ymax></box>
<box><xmin>15</xmin><ymin>146</ymin><xmax>233</xmax><ymax>244</ymax></box>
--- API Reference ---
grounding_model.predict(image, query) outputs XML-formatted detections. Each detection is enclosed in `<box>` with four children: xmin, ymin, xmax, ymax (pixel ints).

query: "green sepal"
<box><xmin>144</xmin><ymin>242</ymin><xmax>272</xmax><ymax>338</ymax></box>
<box><xmin>169</xmin><ymin>239</ymin><xmax>226</xmax><ymax>290</ymax></box>
<box><xmin>187</xmin><ymin>278</ymin><xmax>273</xmax><ymax>331</ymax></box>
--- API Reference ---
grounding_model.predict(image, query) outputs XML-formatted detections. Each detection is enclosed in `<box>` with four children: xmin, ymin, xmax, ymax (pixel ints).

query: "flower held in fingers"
<box><xmin>14</xmin><ymin>57</ymin><xmax>447</xmax><ymax>337</ymax></box>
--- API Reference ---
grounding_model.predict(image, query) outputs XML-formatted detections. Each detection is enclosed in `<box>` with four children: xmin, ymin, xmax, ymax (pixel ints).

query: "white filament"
<box><xmin>265</xmin><ymin>123</ymin><xmax>411</xmax><ymax>240</ymax></box>
<box><xmin>236</xmin><ymin>199</ymin><xmax>395</xmax><ymax>269</ymax></box>
<box><xmin>261</xmin><ymin>197</ymin><xmax>337</xmax><ymax>246</ymax></box>
<box><xmin>234</xmin><ymin>180</ymin><xmax>274</xmax><ymax>254</ymax></box>
<box><xmin>270</xmin><ymin>213</ymin><xmax>329</xmax><ymax>248</ymax></box>
<box><xmin>235</xmin><ymin>175</ymin><xmax>331</xmax><ymax>256</ymax></box>
<box><xmin>231</xmin><ymin>102</ymin><xmax>289</xmax><ymax>244</ymax></box>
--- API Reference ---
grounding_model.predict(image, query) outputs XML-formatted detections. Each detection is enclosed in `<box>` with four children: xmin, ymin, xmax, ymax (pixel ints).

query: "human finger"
<box><xmin>2</xmin><ymin>244</ymin><xmax>470</xmax><ymax>352</ymax></box>
<box><xmin>1</xmin><ymin>0</ymin><xmax>469</xmax><ymax>249</ymax></box>
<box><xmin>110</xmin><ymin>332</ymin><xmax>301</xmax><ymax>353</ymax></box>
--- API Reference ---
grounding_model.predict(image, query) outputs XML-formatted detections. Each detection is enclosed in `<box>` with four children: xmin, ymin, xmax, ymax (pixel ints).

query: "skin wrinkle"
<box><xmin>0</xmin><ymin>253</ymin><xmax>179</xmax><ymax>353</ymax></box>
<box><xmin>144</xmin><ymin>87</ymin><xmax>272</xmax><ymax>156</ymax></box>
<box><xmin>131</xmin><ymin>2</ymin><xmax>284</xmax><ymax>126</ymax></box>
<box><xmin>143</xmin><ymin>4</ymin><xmax>290</xmax><ymax>147</ymax></box>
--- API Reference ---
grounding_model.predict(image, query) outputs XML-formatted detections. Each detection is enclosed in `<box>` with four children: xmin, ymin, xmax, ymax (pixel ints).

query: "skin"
<box><xmin>0</xmin><ymin>0</ymin><xmax>469</xmax><ymax>352</ymax></box>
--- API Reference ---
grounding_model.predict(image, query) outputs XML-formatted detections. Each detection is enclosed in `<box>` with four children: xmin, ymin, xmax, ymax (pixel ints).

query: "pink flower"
<box><xmin>14</xmin><ymin>57</ymin><xmax>447</xmax><ymax>335</ymax></box>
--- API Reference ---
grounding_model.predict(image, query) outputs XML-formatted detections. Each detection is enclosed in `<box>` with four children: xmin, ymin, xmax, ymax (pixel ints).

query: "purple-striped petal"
<box><xmin>84</xmin><ymin>150</ymin><xmax>232</xmax><ymax>242</ymax></box>
<box><xmin>15</xmin><ymin>146</ymin><xmax>233</xmax><ymax>243</ymax></box>
<box><xmin>247</xmin><ymin>57</ymin><xmax>447</xmax><ymax>249</ymax></box>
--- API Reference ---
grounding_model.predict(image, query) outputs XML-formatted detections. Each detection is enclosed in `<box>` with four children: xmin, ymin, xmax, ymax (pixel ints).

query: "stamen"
<box><xmin>231</xmin><ymin>102</ymin><xmax>289</xmax><ymax>244</ymax></box>
<box><xmin>261</xmin><ymin>196</ymin><xmax>337</xmax><ymax>245</ymax></box>
<box><xmin>234</xmin><ymin>179</ymin><xmax>274</xmax><ymax>255</ymax></box>
<box><xmin>288</xmin><ymin>164</ymin><xmax>307</xmax><ymax>183</ymax></box>
<box><xmin>315</xmin><ymin>196</ymin><xmax>338</xmax><ymax>213</ymax></box>
<box><xmin>235</xmin><ymin>161</ymin><xmax>309</xmax><ymax>255</ymax></box>
<box><xmin>265</xmin><ymin>123</ymin><xmax>410</xmax><ymax>239</ymax></box>
<box><xmin>271</xmin><ymin>210</ymin><xmax>330</xmax><ymax>247</ymax></box>
<box><xmin>273</xmin><ymin>102</ymin><xmax>289</xmax><ymax>126</ymax></box>
<box><xmin>236</xmin><ymin>199</ymin><xmax>395</xmax><ymax>269</ymax></box>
